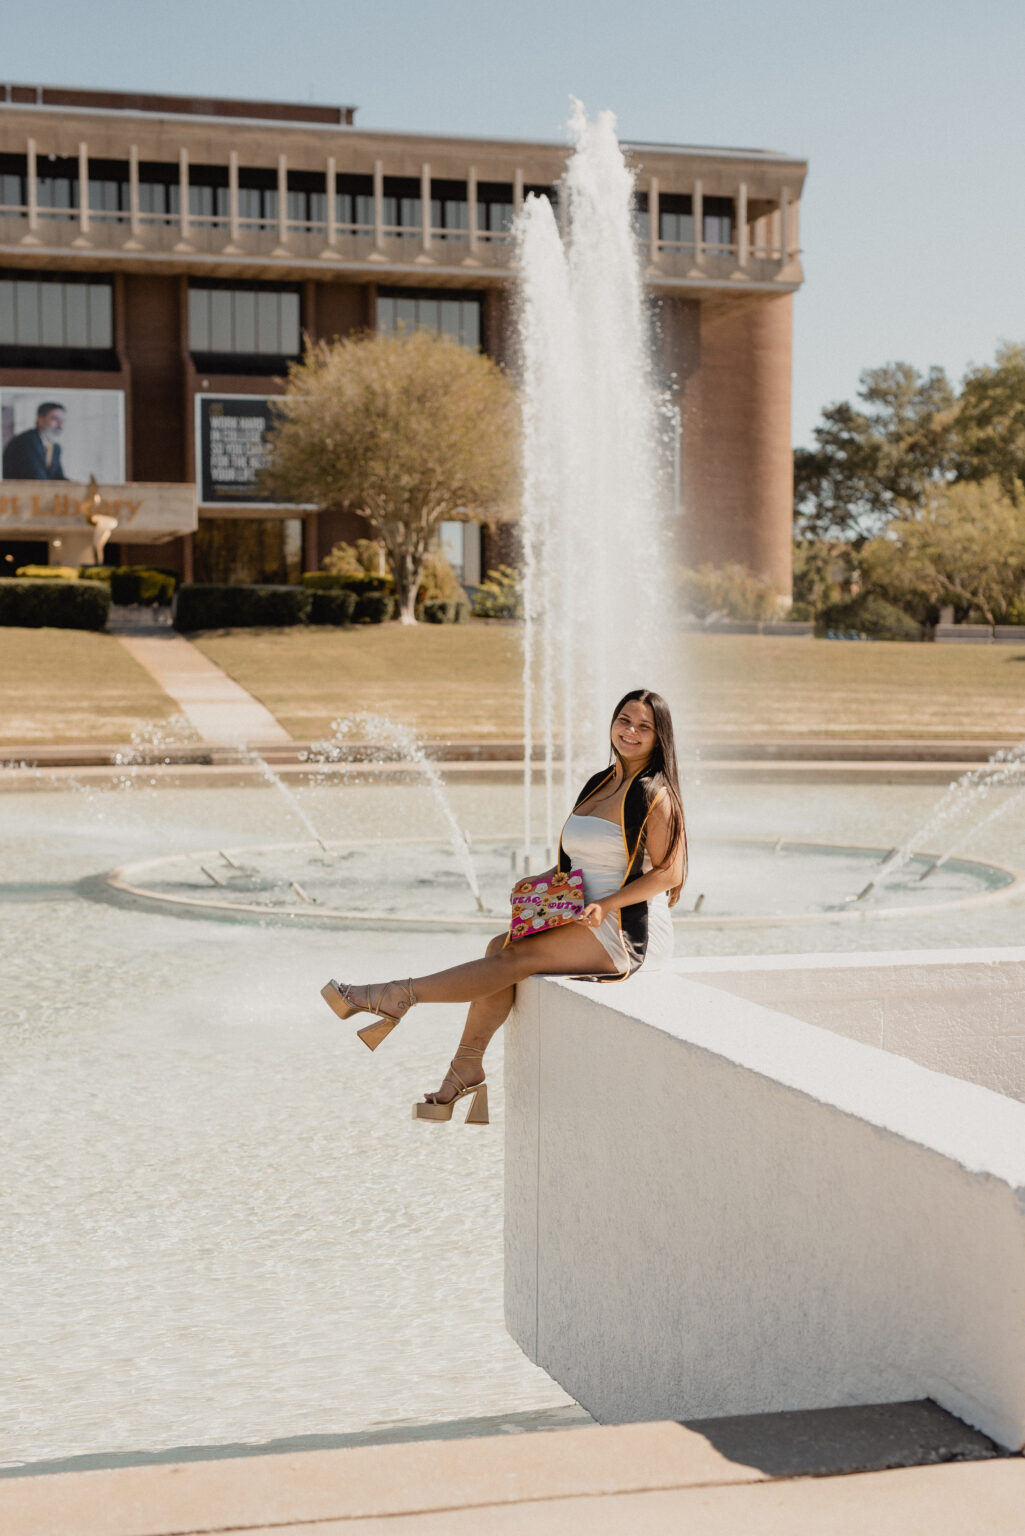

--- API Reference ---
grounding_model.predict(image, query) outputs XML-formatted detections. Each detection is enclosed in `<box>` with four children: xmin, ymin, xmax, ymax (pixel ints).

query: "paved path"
<box><xmin>116</xmin><ymin>632</ymin><xmax>291</xmax><ymax>747</ymax></box>
<box><xmin>0</xmin><ymin>1409</ymin><xmax>1017</xmax><ymax>1535</ymax></box>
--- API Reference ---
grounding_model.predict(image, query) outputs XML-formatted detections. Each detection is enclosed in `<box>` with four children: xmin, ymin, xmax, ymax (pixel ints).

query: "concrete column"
<box><xmin>77</xmin><ymin>141</ymin><xmax>90</xmax><ymax>234</ymax></box>
<box><xmin>467</xmin><ymin>164</ymin><xmax>478</xmax><ymax>255</ymax></box>
<box><xmin>780</xmin><ymin>186</ymin><xmax>790</xmax><ymax>258</ymax></box>
<box><xmin>178</xmin><ymin>147</ymin><xmax>190</xmax><ymax>242</ymax></box>
<box><xmin>303</xmin><ymin>512</ymin><xmax>319</xmax><ymax>572</ymax></box>
<box><xmin>736</xmin><ymin>181</ymin><xmax>748</xmax><ymax>268</ymax></box>
<box><xmin>513</xmin><ymin>168</ymin><xmax>524</xmax><ymax>215</ymax></box>
<box><xmin>790</xmin><ymin>197</ymin><xmax>800</xmax><ymax>258</ymax></box>
<box><xmin>421</xmin><ymin>162</ymin><xmax>431</xmax><ymax>251</ymax></box>
<box><xmin>693</xmin><ymin>178</ymin><xmax>703</xmax><ymax>262</ymax></box>
<box><xmin>373</xmin><ymin>158</ymin><xmax>384</xmax><ymax>250</ymax></box>
<box><xmin>228</xmin><ymin>150</ymin><xmax>239</xmax><ymax>242</ymax></box>
<box><xmin>128</xmin><ymin>143</ymin><xmax>141</xmax><ymax>238</ymax></box>
<box><xmin>648</xmin><ymin>175</ymin><xmax>659</xmax><ymax>264</ymax></box>
<box><xmin>325</xmin><ymin>154</ymin><xmax>337</xmax><ymax>243</ymax></box>
<box><xmin>277</xmin><ymin>154</ymin><xmax>288</xmax><ymax>244</ymax></box>
<box><xmin>26</xmin><ymin>137</ymin><xmax>38</xmax><ymax>232</ymax></box>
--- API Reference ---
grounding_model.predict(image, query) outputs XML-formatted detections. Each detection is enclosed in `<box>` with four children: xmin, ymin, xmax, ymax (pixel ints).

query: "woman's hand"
<box><xmin>577</xmin><ymin>901</ymin><xmax>607</xmax><ymax>930</ymax></box>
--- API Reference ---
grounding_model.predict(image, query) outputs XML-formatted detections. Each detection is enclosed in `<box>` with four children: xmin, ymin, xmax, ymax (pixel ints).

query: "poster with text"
<box><xmin>1</xmin><ymin>388</ymin><xmax>125</xmax><ymax>483</ymax></box>
<box><xmin>196</xmin><ymin>394</ymin><xmax>301</xmax><ymax>507</ymax></box>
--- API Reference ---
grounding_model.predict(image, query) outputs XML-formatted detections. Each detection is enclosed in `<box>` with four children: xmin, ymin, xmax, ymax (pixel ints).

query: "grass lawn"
<box><xmin>4</xmin><ymin>624</ymin><xmax>1025</xmax><ymax>747</ymax></box>
<box><xmin>194</xmin><ymin>622</ymin><xmax>525</xmax><ymax>741</ymax></box>
<box><xmin>686</xmin><ymin>635</ymin><xmax>1025</xmax><ymax>741</ymax></box>
<box><xmin>0</xmin><ymin>628</ymin><xmax>185</xmax><ymax>745</ymax></box>
<box><xmin>194</xmin><ymin>625</ymin><xmax>1025</xmax><ymax>744</ymax></box>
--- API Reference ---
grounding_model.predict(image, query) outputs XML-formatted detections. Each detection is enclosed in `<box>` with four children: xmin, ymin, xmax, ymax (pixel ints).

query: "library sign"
<box><xmin>0</xmin><ymin>481</ymin><xmax>198</xmax><ymax>542</ymax></box>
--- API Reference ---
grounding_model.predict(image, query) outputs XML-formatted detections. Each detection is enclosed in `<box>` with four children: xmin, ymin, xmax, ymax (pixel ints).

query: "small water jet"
<box><xmin>852</xmin><ymin>743</ymin><xmax>1025</xmax><ymax>903</ymax></box>
<box><xmin>305</xmin><ymin>715</ymin><xmax>487</xmax><ymax>913</ymax></box>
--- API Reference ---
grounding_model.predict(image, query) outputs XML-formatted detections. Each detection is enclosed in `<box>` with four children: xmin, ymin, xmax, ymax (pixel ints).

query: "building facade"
<box><xmin>0</xmin><ymin>83</ymin><xmax>807</xmax><ymax>593</ymax></box>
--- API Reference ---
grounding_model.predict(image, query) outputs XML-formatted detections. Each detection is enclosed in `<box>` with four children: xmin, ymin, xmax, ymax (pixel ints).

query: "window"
<box><xmin>476</xmin><ymin>182</ymin><xmax>514</xmax><ymax>237</ymax></box>
<box><xmin>138</xmin><ymin>161</ymin><xmax>180</xmax><ymax>224</ymax></box>
<box><xmin>189</xmin><ymin>285</ymin><xmax>301</xmax><ymax>357</ymax></box>
<box><xmin>702</xmin><ymin>196</ymin><xmax>734</xmax><ymax>248</ymax></box>
<box><xmin>383</xmin><ymin>178</ymin><xmax>423</xmax><ymax>240</ymax></box>
<box><xmin>659</xmin><ymin>194</ymin><xmax>693</xmax><ymax>246</ymax></box>
<box><xmin>376</xmin><ymin>289</ymin><xmax>481</xmax><ymax>349</ymax></box>
<box><xmin>35</xmin><ymin>156</ymin><xmax>79</xmax><ymax>214</ymax></box>
<box><xmin>0</xmin><ymin>275</ymin><xmax>112</xmax><ymax>349</ymax></box>
<box><xmin>0</xmin><ymin>153</ymin><xmax>27</xmax><ymax>210</ymax></box>
<box><xmin>431</xmin><ymin>180</ymin><xmax>469</xmax><ymax>242</ymax></box>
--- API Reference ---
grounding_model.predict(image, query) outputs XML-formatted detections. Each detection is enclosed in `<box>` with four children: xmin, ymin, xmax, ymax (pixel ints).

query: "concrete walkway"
<box><xmin>116</xmin><ymin>632</ymin><xmax>291</xmax><ymax>747</ymax></box>
<box><xmin>0</xmin><ymin>1403</ymin><xmax>1016</xmax><ymax>1535</ymax></box>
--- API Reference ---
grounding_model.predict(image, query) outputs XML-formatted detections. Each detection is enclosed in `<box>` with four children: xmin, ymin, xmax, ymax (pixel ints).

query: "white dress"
<box><xmin>560</xmin><ymin>811</ymin><xmax>675</xmax><ymax>975</ymax></box>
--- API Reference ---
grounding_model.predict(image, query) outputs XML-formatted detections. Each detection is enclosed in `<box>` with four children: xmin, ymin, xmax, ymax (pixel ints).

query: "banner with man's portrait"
<box><xmin>0</xmin><ymin>388</ymin><xmax>125</xmax><ymax>483</ymax></box>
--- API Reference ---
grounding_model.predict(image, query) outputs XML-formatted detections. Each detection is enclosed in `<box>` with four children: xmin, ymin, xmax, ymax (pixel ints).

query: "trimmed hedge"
<box><xmin>310</xmin><ymin>589</ymin><xmax>358</xmax><ymax>626</ymax></box>
<box><xmin>354</xmin><ymin>592</ymin><xmax>395</xmax><ymax>624</ymax></box>
<box><xmin>16</xmin><ymin>564</ymin><xmax>80</xmax><ymax>580</ymax></box>
<box><xmin>78</xmin><ymin>565</ymin><xmax>113</xmax><ymax>584</ymax></box>
<box><xmin>0</xmin><ymin>578</ymin><xmax>110</xmax><ymax>630</ymax></box>
<box><xmin>174</xmin><ymin>584</ymin><xmax>313</xmax><ymax>633</ymax></box>
<box><xmin>417</xmin><ymin>598</ymin><xmax>469</xmax><ymax>624</ymax></box>
<box><xmin>302</xmin><ymin>571</ymin><xmax>394</xmax><ymax>597</ymax></box>
<box><xmin>110</xmin><ymin>567</ymin><xmax>177</xmax><ymax>606</ymax></box>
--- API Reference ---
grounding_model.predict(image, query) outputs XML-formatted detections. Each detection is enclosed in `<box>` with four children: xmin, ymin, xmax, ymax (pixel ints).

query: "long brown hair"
<box><xmin>609</xmin><ymin>688</ymin><xmax>688</xmax><ymax>906</ymax></box>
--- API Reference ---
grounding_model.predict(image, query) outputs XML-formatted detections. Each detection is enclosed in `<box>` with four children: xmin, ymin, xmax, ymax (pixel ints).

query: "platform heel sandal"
<box><xmin>320</xmin><ymin>978</ymin><xmax>416</xmax><ymax>1052</ymax></box>
<box><xmin>413</xmin><ymin>1047</ymin><xmax>489</xmax><ymax>1124</ymax></box>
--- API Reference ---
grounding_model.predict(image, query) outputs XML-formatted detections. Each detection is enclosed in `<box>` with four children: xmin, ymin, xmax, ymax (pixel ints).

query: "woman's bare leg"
<box><xmin>418</xmin><ymin>926</ymin><xmax>617</xmax><ymax>1104</ymax></box>
<box><xmin>345</xmin><ymin>920</ymin><xmax>616</xmax><ymax>1021</ymax></box>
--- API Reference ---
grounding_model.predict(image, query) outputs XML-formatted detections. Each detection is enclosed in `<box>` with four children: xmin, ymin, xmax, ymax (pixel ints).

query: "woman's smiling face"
<box><xmin>611</xmin><ymin>700</ymin><xmax>656</xmax><ymax>767</ymax></box>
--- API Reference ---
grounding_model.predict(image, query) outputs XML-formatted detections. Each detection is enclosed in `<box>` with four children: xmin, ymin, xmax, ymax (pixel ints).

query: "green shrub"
<box><xmin>680</xmin><ymin>563</ymin><xmax>779</xmax><ymax>622</ymax></box>
<box><xmin>174</xmin><ymin>584</ymin><xmax>312</xmax><ymax>632</ymax></box>
<box><xmin>302</xmin><ymin>570</ymin><xmax>394</xmax><ymax>597</ymax></box>
<box><xmin>109</xmin><ymin>567</ymin><xmax>177</xmax><ymax>606</ymax></box>
<box><xmin>0</xmin><ymin>578</ymin><xmax>110</xmax><ymax>630</ymax></box>
<box><xmin>419</xmin><ymin>599</ymin><xmax>456</xmax><ymax>624</ymax></box>
<box><xmin>309</xmin><ymin>589</ymin><xmax>358</xmax><ymax>626</ymax></box>
<box><xmin>471</xmin><ymin>565</ymin><xmax>523</xmax><ymax>619</ymax></box>
<box><xmin>786</xmin><ymin>601</ymin><xmax>815</xmax><ymax>622</ymax></box>
<box><xmin>320</xmin><ymin>538</ymin><xmax>388</xmax><ymax>579</ymax></box>
<box><xmin>998</xmin><ymin>596</ymin><xmax>1025</xmax><ymax>625</ymax></box>
<box><xmin>15</xmin><ymin>564</ymin><xmax>79</xmax><ymax>580</ymax></box>
<box><xmin>78</xmin><ymin>565</ymin><xmax>113</xmax><ymax>584</ymax></box>
<box><xmin>819</xmin><ymin>594</ymin><xmax>921</xmax><ymax>641</ymax></box>
<box><xmin>353</xmin><ymin>592</ymin><xmax>395</xmax><ymax>624</ymax></box>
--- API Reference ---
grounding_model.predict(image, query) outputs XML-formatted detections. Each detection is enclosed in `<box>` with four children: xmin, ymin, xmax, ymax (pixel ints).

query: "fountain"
<box><xmin>516</xmin><ymin>101</ymin><xmax>675</xmax><ymax>860</ymax></box>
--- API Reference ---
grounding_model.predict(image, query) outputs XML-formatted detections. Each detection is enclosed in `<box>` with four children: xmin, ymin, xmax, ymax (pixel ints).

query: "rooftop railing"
<box><xmin>0</xmin><ymin>200</ymin><xmax>798</xmax><ymax>285</ymax></box>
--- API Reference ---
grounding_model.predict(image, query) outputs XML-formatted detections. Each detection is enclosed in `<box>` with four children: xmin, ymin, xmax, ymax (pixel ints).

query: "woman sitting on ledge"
<box><xmin>321</xmin><ymin>687</ymin><xmax>687</xmax><ymax>1123</ymax></box>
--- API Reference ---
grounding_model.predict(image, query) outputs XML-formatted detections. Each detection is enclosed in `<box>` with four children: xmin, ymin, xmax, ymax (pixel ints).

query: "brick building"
<box><xmin>0</xmin><ymin>83</ymin><xmax>806</xmax><ymax>592</ymax></box>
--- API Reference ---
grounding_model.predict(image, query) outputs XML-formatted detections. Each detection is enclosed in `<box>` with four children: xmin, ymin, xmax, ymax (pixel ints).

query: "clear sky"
<box><xmin>5</xmin><ymin>0</ymin><xmax>1024</xmax><ymax>447</ymax></box>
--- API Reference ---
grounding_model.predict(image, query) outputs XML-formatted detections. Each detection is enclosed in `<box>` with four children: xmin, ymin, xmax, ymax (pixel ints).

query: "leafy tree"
<box><xmin>264</xmin><ymin>329</ymin><xmax>519</xmax><ymax>622</ymax></box>
<box><xmin>954</xmin><ymin>343</ymin><xmax>1025</xmax><ymax>492</ymax></box>
<box><xmin>794</xmin><ymin>363</ymin><xmax>956</xmax><ymax>539</ymax></box>
<box><xmin>859</xmin><ymin>477</ymin><xmax>1025</xmax><ymax>628</ymax></box>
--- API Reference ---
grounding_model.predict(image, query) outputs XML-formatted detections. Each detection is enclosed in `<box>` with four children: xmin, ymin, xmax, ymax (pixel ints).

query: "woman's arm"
<box><xmin>577</xmin><ymin>794</ymin><xmax>683</xmax><ymax>925</ymax></box>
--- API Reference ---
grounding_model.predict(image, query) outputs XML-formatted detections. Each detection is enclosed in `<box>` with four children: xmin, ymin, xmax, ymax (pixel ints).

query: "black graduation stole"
<box><xmin>558</xmin><ymin>765</ymin><xmax>655</xmax><ymax>980</ymax></box>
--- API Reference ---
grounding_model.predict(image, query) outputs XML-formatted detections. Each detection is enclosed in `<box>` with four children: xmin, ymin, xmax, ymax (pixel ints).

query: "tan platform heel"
<box><xmin>413</xmin><ymin>1047</ymin><xmax>489</xmax><ymax>1124</ymax></box>
<box><xmin>320</xmin><ymin>978</ymin><xmax>416</xmax><ymax>1052</ymax></box>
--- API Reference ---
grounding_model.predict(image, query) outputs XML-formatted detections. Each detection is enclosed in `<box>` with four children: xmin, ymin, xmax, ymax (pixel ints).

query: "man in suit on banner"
<box><xmin>2</xmin><ymin>402</ymin><xmax>68</xmax><ymax>480</ymax></box>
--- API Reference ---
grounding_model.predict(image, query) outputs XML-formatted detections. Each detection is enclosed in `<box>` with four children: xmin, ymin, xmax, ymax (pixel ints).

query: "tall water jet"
<box><xmin>517</xmin><ymin>102</ymin><xmax>676</xmax><ymax>859</ymax></box>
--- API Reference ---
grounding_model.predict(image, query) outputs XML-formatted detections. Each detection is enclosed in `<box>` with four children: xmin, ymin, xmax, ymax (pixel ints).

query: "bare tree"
<box><xmin>264</xmin><ymin>328</ymin><xmax>519</xmax><ymax>622</ymax></box>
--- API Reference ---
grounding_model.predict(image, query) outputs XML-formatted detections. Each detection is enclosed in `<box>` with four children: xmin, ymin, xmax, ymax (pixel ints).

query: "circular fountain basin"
<box><xmin>107</xmin><ymin>834</ymin><xmax>1021</xmax><ymax>929</ymax></box>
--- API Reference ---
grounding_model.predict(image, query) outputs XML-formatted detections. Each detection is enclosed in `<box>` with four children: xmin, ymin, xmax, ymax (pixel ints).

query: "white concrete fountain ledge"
<box><xmin>505</xmin><ymin>946</ymin><xmax>1025</xmax><ymax>1450</ymax></box>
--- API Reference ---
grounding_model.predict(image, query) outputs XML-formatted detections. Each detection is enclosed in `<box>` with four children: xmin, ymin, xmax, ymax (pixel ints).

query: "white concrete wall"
<box><xmin>505</xmin><ymin>962</ymin><xmax>1025</xmax><ymax>1449</ymax></box>
<box><xmin>679</xmin><ymin>948</ymin><xmax>1025</xmax><ymax>1102</ymax></box>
